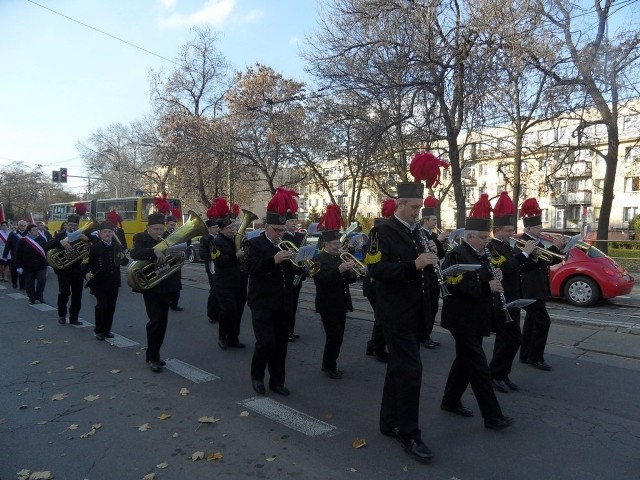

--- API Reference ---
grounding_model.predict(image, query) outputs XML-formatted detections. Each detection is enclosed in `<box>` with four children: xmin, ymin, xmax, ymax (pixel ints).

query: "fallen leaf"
<box><xmin>179</xmin><ymin>388</ymin><xmax>190</xmax><ymax>396</ymax></box>
<box><xmin>19</xmin><ymin>405</ymin><xmax>29</xmax><ymax>410</ymax></box>
<box><xmin>207</xmin><ymin>452</ymin><xmax>223</xmax><ymax>461</ymax></box>
<box><xmin>36</xmin><ymin>325</ymin><xmax>45</xmax><ymax>330</ymax></box>
<box><xmin>156</xmin><ymin>462</ymin><xmax>168</xmax><ymax>469</ymax></box>
<box><xmin>65</xmin><ymin>366</ymin><xmax>75</xmax><ymax>370</ymax></box>
<box><xmin>51</xmin><ymin>393</ymin><xmax>68</xmax><ymax>401</ymax></box>
<box><xmin>266</xmin><ymin>456</ymin><xmax>276</xmax><ymax>462</ymax></box>
<box><xmin>30</xmin><ymin>360</ymin><xmax>40</xmax><ymax>365</ymax></box>
<box><xmin>29</xmin><ymin>470</ymin><xmax>53</xmax><ymax>479</ymax></box>
<box><xmin>172</xmin><ymin>432</ymin><xmax>179</xmax><ymax>438</ymax></box>
<box><xmin>84</xmin><ymin>394</ymin><xmax>100</xmax><ymax>402</ymax></box>
<box><xmin>110</xmin><ymin>369</ymin><xmax>121</xmax><ymax>374</ymax></box>
<box><xmin>69</xmin><ymin>424</ymin><xmax>79</xmax><ymax>430</ymax></box>
<box><xmin>80</xmin><ymin>424</ymin><xmax>102</xmax><ymax>439</ymax></box>
<box><xmin>349</xmin><ymin>467</ymin><xmax>357</xmax><ymax>472</ymax></box>
<box><xmin>352</xmin><ymin>437</ymin><xmax>367</xmax><ymax>449</ymax></box>
<box><xmin>24</xmin><ymin>387</ymin><xmax>29</xmax><ymax>392</ymax></box>
<box><xmin>34</xmin><ymin>406</ymin><xmax>41</xmax><ymax>410</ymax></box>
<box><xmin>240</xmin><ymin>411</ymin><xmax>249</xmax><ymax>417</ymax></box>
<box><xmin>37</xmin><ymin>421</ymin><xmax>48</xmax><ymax>425</ymax></box>
<box><xmin>158</xmin><ymin>413</ymin><xmax>171</xmax><ymax>420</ymax></box>
<box><xmin>17</xmin><ymin>469</ymin><xmax>30</xmax><ymax>477</ymax></box>
<box><xmin>402</xmin><ymin>465</ymin><xmax>408</xmax><ymax>472</ymax></box>
<box><xmin>198</xmin><ymin>416</ymin><xmax>219</xmax><ymax>424</ymax></box>
<box><xmin>190</xmin><ymin>451</ymin><xmax>205</xmax><ymax>461</ymax></box>
<box><xmin>138</xmin><ymin>423</ymin><xmax>150</xmax><ymax>432</ymax></box>
<box><xmin>42</xmin><ymin>340</ymin><xmax>53</xmax><ymax>345</ymax></box>
<box><xmin>142</xmin><ymin>474</ymin><xmax>156</xmax><ymax>480</ymax></box>
<box><xmin>325</xmin><ymin>412</ymin><xmax>333</xmax><ymax>420</ymax></box>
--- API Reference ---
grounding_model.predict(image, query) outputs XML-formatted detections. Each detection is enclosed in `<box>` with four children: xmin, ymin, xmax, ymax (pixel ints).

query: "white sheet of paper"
<box><xmin>442</xmin><ymin>264</ymin><xmax>482</xmax><ymax>276</ymax></box>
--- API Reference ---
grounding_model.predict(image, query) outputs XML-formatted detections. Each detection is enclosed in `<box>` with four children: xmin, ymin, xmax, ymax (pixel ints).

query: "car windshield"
<box><xmin>573</xmin><ymin>241</ymin><xmax>606</xmax><ymax>258</ymax></box>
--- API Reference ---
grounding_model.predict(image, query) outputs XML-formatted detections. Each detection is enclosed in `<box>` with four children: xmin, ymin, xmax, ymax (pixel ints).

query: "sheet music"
<box><xmin>505</xmin><ymin>298</ymin><xmax>536</xmax><ymax>309</ymax></box>
<box><xmin>296</xmin><ymin>245</ymin><xmax>318</xmax><ymax>263</ymax></box>
<box><xmin>442</xmin><ymin>263</ymin><xmax>481</xmax><ymax>276</ymax></box>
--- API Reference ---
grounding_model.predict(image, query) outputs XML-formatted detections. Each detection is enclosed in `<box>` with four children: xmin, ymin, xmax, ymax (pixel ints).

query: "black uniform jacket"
<box><xmin>212</xmin><ymin>234</ymin><xmax>244</xmax><ymax>288</ymax></box>
<box><xmin>313</xmin><ymin>250</ymin><xmax>355</xmax><ymax>314</ymax></box>
<box><xmin>283</xmin><ymin>230</ymin><xmax>305</xmax><ymax>248</ymax></box>
<box><xmin>83</xmin><ymin>240</ymin><xmax>127</xmax><ymax>289</ymax></box>
<box><xmin>367</xmin><ymin>216</ymin><xmax>431</xmax><ymax>331</ymax></box>
<box><xmin>15</xmin><ymin>235</ymin><xmax>48</xmax><ymax>271</ymax></box>
<box><xmin>130</xmin><ymin>231</ymin><xmax>181</xmax><ymax>294</ymax></box>
<box><xmin>441</xmin><ymin>241</ymin><xmax>494</xmax><ymax>337</ymax></box>
<box><xmin>487</xmin><ymin>238</ymin><xmax>529</xmax><ymax>303</ymax></box>
<box><xmin>519</xmin><ymin>232</ymin><xmax>563</xmax><ymax>300</ymax></box>
<box><xmin>245</xmin><ymin>232</ymin><xmax>299</xmax><ymax>311</ymax></box>
<box><xmin>2</xmin><ymin>229</ymin><xmax>27</xmax><ymax>263</ymax></box>
<box><xmin>46</xmin><ymin>231</ymin><xmax>85</xmax><ymax>274</ymax></box>
<box><xmin>199</xmin><ymin>234</ymin><xmax>217</xmax><ymax>275</ymax></box>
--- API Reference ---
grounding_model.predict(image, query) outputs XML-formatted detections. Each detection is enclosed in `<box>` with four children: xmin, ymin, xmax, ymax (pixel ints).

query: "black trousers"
<box><xmin>216</xmin><ymin>284</ymin><xmax>246</xmax><ymax>344</ymax></box>
<box><xmin>10</xmin><ymin>261</ymin><xmax>24</xmax><ymax>288</ymax></box>
<box><xmin>56</xmin><ymin>269</ymin><xmax>84</xmax><ymax>320</ymax></box>
<box><xmin>319</xmin><ymin>310</ymin><xmax>347</xmax><ymax>370</ymax></box>
<box><xmin>442</xmin><ymin>332</ymin><xmax>503</xmax><ymax>419</ymax></box>
<box><xmin>490</xmin><ymin>308</ymin><xmax>522</xmax><ymax>380</ymax></box>
<box><xmin>24</xmin><ymin>268</ymin><xmax>47</xmax><ymax>302</ymax></box>
<box><xmin>287</xmin><ymin>283</ymin><xmax>302</xmax><ymax>334</ymax></box>
<box><xmin>142</xmin><ymin>292</ymin><xmax>171</xmax><ymax>363</ymax></box>
<box><xmin>380</xmin><ymin>327</ymin><xmax>422</xmax><ymax>440</ymax></box>
<box><xmin>421</xmin><ymin>272</ymin><xmax>440</xmax><ymax>341</ymax></box>
<box><xmin>206</xmin><ymin>272</ymin><xmax>219</xmax><ymax>322</ymax></box>
<box><xmin>94</xmin><ymin>287</ymin><xmax>119</xmax><ymax>335</ymax></box>
<box><xmin>169</xmin><ymin>269</ymin><xmax>182</xmax><ymax>308</ymax></box>
<box><xmin>520</xmin><ymin>300</ymin><xmax>551</xmax><ymax>363</ymax></box>
<box><xmin>364</xmin><ymin>286</ymin><xmax>386</xmax><ymax>354</ymax></box>
<box><xmin>250</xmin><ymin>308</ymin><xmax>289</xmax><ymax>388</ymax></box>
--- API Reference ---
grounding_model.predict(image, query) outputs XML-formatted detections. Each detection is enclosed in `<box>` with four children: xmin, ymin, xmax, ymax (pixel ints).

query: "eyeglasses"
<box><xmin>269</xmin><ymin>225</ymin><xmax>286</xmax><ymax>233</ymax></box>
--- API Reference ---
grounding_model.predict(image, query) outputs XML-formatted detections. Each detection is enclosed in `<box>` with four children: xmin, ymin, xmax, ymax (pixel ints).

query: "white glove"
<box><xmin>17</xmin><ymin>268</ymin><xmax>23</xmax><ymax>274</ymax></box>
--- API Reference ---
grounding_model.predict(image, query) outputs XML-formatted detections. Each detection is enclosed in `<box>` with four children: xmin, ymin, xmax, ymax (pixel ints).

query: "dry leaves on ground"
<box><xmin>207</xmin><ymin>452</ymin><xmax>223</xmax><ymax>461</ymax></box>
<box><xmin>110</xmin><ymin>369</ymin><xmax>121</xmax><ymax>374</ymax></box>
<box><xmin>17</xmin><ymin>469</ymin><xmax>53</xmax><ymax>479</ymax></box>
<box><xmin>352</xmin><ymin>437</ymin><xmax>367</xmax><ymax>449</ymax></box>
<box><xmin>171</xmin><ymin>432</ymin><xmax>179</xmax><ymax>438</ymax></box>
<box><xmin>84</xmin><ymin>394</ymin><xmax>100</xmax><ymax>402</ymax></box>
<box><xmin>51</xmin><ymin>393</ymin><xmax>68</xmax><ymax>401</ymax></box>
<box><xmin>158</xmin><ymin>413</ymin><xmax>171</xmax><ymax>420</ymax></box>
<box><xmin>68</xmin><ymin>424</ymin><xmax>79</xmax><ymax>430</ymax></box>
<box><xmin>138</xmin><ymin>423</ymin><xmax>151</xmax><ymax>431</ymax></box>
<box><xmin>197</xmin><ymin>416</ymin><xmax>220</xmax><ymax>424</ymax></box>
<box><xmin>180</xmin><ymin>388</ymin><xmax>190</xmax><ymax>396</ymax></box>
<box><xmin>240</xmin><ymin>411</ymin><xmax>249</xmax><ymax>417</ymax></box>
<box><xmin>30</xmin><ymin>360</ymin><xmax>40</xmax><ymax>365</ymax></box>
<box><xmin>266</xmin><ymin>456</ymin><xmax>276</xmax><ymax>462</ymax></box>
<box><xmin>142</xmin><ymin>474</ymin><xmax>156</xmax><ymax>480</ymax></box>
<box><xmin>190</xmin><ymin>451</ymin><xmax>205</xmax><ymax>461</ymax></box>
<box><xmin>80</xmin><ymin>423</ymin><xmax>102</xmax><ymax>438</ymax></box>
<box><xmin>156</xmin><ymin>462</ymin><xmax>168</xmax><ymax>469</ymax></box>
<box><xmin>65</xmin><ymin>365</ymin><xmax>74</xmax><ymax>370</ymax></box>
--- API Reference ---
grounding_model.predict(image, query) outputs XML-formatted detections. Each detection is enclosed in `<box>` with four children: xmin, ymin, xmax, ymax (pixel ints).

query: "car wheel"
<box><xmin>186</xmin><ymin>247</ymin><xmax>196</xmax><ymax>263</ymax></box>
<box><xmin>563</xmin><ymin>276</ymin><xmax>600</xmax><ymax>307</ymax></box>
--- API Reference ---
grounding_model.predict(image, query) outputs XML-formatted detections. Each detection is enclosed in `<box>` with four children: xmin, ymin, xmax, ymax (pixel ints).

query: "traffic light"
<box><xmin>60</xmin><ymin>168</ymin><xmax>68</xmax><ymax>183</ymax></box>
<box><xmin>52</xmin><ymin>170</ymin><xmax>60</xmax><ymax>182</ymax></box>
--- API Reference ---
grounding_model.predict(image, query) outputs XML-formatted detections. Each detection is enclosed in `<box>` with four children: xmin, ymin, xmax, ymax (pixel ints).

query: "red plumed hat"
<box><xmin>465</xmin><ymin>193</ymin><xmax>491</xmax><ymax>231</ymax></box>
<box><xmin>207</xmin><ymin>197</ymin><xmax>229</xmax><ymax>219</ymax></box>
<box><xmin>520</xmin><ymin>197</ymin><xmax>543</xmax><ymax>227</ymax></box>
<box><xmin>74</xmin><ymin>202</ymin><xmax>87</xmax><ymax>216</ymax></box>
<box><xmin>493</xmin><ymin>191</ymin><xmax>516</xmax><ymax>228</ymax></box>
<box><xmin>421</xmin><ymin>195</ymin><xmax>439</xmax><ymax>217</ymax></box>
<box><xmin>171</xmin><ymin>207</ymin><xmax>182</xmax><ymax>221</ymax></box>
<box><xmin>154</xmin><ymin>192</ymin><xmax>171</xmax><ymax>215</ymax></box>
<box><xmin>106</xmin><ymin>209</ymin><xmax>122</xmax><ymax>228</ymax></box>
<box><xmin>409</xmin><ymin>151</ymin><xmax>450</xmax><ymax>188</ymax></box>
<box><xmin>267</xmin><ymin>186</ymin><xmax>299</xmax><ymax>216</ymax></box>
<box><xmin>318</xmin><ymin>204</ymin><xmax>344</xmax><ymax>231</ymax></box>
<box><xmin>231</xmin><ymin>203</ymin><xmax>240</xmax><ymax>219</ymax></box>
<box><xmin>381</xmin><ymin>199</ymin><xmax>396</xmax><ymax>218</ymax></box>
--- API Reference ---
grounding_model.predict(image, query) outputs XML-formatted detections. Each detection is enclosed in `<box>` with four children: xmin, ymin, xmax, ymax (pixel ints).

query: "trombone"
<box><xmin>339</xmin><ymin>252</ymin><xmax>367</xmax><ymax>277</ymax></box>
<box><xmin>511</xmin><ymin>238</ymin><xmax>566</xmax><ymax>263</ymax></box>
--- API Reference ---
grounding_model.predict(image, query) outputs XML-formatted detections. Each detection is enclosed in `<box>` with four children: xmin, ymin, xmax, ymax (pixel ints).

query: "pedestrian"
<box><xmin>2</xmin><ymin>219</ymin><xmax>28</xmax><ymax>288</ymax></box>
<box><xmin>130</xmin><ymin>213</ymin><xmax>183</xmax><ymax>372</ymax></box>
<box><xmin>245</xmin><ymin>187</ymin><xmax>300</xmax><ymax>396</ymax></box>
<box><xmin>440</xmin><ymin>194</ymin><xmax>514</xmax><ymax>431</ymax></box>
<box><xmin>519</xmin><ymin>197</ymin><xmax>567</xmax><ymax>371</ymax></box>
<box><xmin>15</xmin><ymin>224</ymin><xmax>49</xmax><ymax>304</ymax></box>
<box><xmin>367</xmin><ymin>178</ymin><xmax>439</xmax><ymax>464</ymax></box>
<box><xmin>313</xmin><ymin>204</ymin><xmax>357</xmax><ymax>379</ymax></box>
<box><xmin>83</xmin><ymin>221</ymin><xmax>128</xmax><ymax>341</ymax></box>
<box><xmin>0</xmin><ymin>220</ymin><xmax>10</xmax><ymax>282</ymax></box>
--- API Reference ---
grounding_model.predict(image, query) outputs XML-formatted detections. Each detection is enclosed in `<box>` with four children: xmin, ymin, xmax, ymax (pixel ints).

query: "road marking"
<box><xmin>30</xmin><ymin>303</ymin><xmax>56</xmax><ymax>312</ymax></box>
<box><xmin>238</xmin><ymin>396</ymin><xmax>338</xmax><ymax>438</ymax></box>
<box><xmin>163</xmin><ymin>358</ymin><xmax>219</xmax><ymax>383</ymax></box>
<box><xmin>7</xmin><ymin>293</ymin><xmax>27</xmax><ymax>299</ymax></box>
<box><xmin>106</xmin><ymin>333</ymin><xmax>139</xmax><ymax>348</ymax></box>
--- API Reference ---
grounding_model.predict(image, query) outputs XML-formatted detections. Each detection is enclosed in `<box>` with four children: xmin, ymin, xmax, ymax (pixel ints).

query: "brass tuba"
<box><xmin>127</xmin><ymin>210</ymin><xmax>207</xmax><ymax>291</ymax></box>
<box><xmin>234</xmin><ymin>208</ymin><xmax>259</xmax><ymax>252</ymax></box>
<box><xmin>47</xmin><ymin>215</ymin><xmax>99</xmax><ymax>269</ymax></box>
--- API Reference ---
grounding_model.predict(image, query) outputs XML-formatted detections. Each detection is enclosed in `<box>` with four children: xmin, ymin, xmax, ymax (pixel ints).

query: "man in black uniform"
<box><xmin>200</xmin><ymin>217</ymin><xmax>220</xmax><ymax>324</ymax></box>
<box><xmin>488</xmin><ymin>192</ymin><xmax>535</xmax><ymax>392</ymax></box>
<box><xmin>418</xmin><ymin>195</ymin><xmax>448</xmax><ymax>349</ymax></box>
<box><xmin>213</xmin><ymin>212</ymin><xmax>247</xmax><ymax>350</ymax></box>
<box><xmin>519</xmin><ymin>197</ymin><xmax>566</xmax><ymax>371</ymax></box>
<box><xmin>131</xmin><ymin>213</ymin><xmax>182</xmax><ymax>372</ymax></box>
<box><xmin>363</xmin><ymin>217</ymin><xmax>388</xmax><ymax>363</ymax></box>
<box><xmin>83</xmin><ymin>221</ymin><xmax>128</xmax><ymax>341</ymax></box>
<box><xmin>164</xmin><ymin>216</ymin><xmax>184</xmax><ymax>311</ymax></box>
<box><xmin>283</xmin><ymin>214</ymin><xmax>305</xmax><ymax>341</ymax></box>
<box><xmin>367</xmin><ymin>182</ymin><xmax>438</xmax><ymax>464</ymax></box>
<box><xmin>46</xmin><ymin>213</ymin><xmax>89</xmax><ymax>325</ymax></box>
<box><xmin>245</xmin><ymin>190</ymin><xmax>299</xmax><ymax>396</ymax></box>
<box><xmin>440</xmin><ymin>194</ymin><xmax>513</xmax><ymax>431</ymax></box>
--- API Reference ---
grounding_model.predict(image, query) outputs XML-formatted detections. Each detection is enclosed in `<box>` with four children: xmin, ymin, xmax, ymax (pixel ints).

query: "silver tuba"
<box><xmin>47</xmin><ymin>215</ymin><xmax>99</xmax><ymax>269</ymax></box>
<box><xmin>127</xmin><ymin>210</ymin><xmax>207</xmax><ymax>291</ymax></box>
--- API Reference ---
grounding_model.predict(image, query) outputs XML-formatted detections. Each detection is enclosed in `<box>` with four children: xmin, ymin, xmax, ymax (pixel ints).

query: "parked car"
<box><xmin>514</xmin><ymin>233</ymin><xmax>635</xmax><ymax>307</ymax></box>
<box><xmin>186</xmin><ymin>236</ymin><xmax>203</xmax><ymax>263</ymax></box>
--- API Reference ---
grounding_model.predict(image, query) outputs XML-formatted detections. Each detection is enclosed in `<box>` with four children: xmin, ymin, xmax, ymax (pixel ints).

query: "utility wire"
<box><xmin>26</xmin><ymin>0</ymin><xmax>179</xmax><ymax>66</ymax></box>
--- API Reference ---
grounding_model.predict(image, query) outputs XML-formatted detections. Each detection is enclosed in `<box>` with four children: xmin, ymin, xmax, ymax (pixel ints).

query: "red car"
<box><xmin>515</xmin><ymin>234</ymin><xmax>635</xmax><ymax>307</ymax></box>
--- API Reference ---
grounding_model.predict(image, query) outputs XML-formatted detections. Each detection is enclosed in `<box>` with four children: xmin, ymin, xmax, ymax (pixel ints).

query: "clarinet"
<box><xmin>417</xmin><ymin>228</ymin><xmax>451</xmax><ymax>298</ymax></box>
<box><xmin>483</xmin><ymin>247</ymin><xmax>514</xmax><ymax>323</ymax></box>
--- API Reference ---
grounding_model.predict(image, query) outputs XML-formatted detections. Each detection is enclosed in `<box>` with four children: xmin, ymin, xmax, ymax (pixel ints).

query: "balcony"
<box><xmin>550</xmin><ymin>191</ymin><xmax>592</xmax><ymax>206</ymax></box>
<box><xmin>551</xmin><ymin>194</ymin><xmax>566</xmax><ymax>206</ymax></box>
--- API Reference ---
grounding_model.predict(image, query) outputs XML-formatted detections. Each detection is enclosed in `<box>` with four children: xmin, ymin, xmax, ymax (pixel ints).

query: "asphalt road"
<box><xmin>1</xmin><ymin>263</ymin><xmax>638</xmax><ymax>480</ymax></box>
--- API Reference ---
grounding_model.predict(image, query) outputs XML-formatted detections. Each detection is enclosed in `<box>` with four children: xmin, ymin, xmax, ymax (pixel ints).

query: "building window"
<box><xmin>624</xmin><ymin>177</ymin><xmax>640</xmax><ymax>192</ymax></box>
<box><xmin>479</xmin><ymin>164</ymin><xmax>489</xmax><ymax>176</ymax></box>
<box><xmin>623</xmin><ymin>114</ymin><xmax>640</xmax><ymax>131</ymax></box>
<box><xmin>555</xmin><ymin>209</ymin><xmax>565</xmax><ymax>229</ymax></box>
<box><xmin>623</xmin><ymin>207</ymin><xmax>638</xmax><ymax>222</ymax></box>
<box><xmin>367</xmin><ymin>195</ymin><xmax>372</xmax><ymax>204</ymax></box>
<box><xmin>541</xmin><ymin>209</ymin><xmax>549</xmax><ymax>223</ymax></box>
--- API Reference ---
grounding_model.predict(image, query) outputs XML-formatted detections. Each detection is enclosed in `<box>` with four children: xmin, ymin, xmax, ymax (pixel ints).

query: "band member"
<box><xmin>46</xmin><ymin>208</ymin><xmax>89</xmax><ymax>326</ymax></box>
<box><xmin>15</xmin><ymin>224</ymin><xmax>48</xmax><ymax>304</ymax></box>
<box><xmin>212</xmin><ymin>201</ymin><xmax>247</xmax><ymax>350</ymax></box>
<box><xmin>200</xmin><ymin>199</ymin><xmax>224</xmax><ymax>324</ymax></box>
<box><xmin>519</xmin><ymin>198</ymin><xmax>566</xmax><ymax>371</ymax></box>
<box><xmin>2</xmin><ymin>219</ymin><xmax>28</xmax><ymax>288</ymax></box>
<box><xmin>245</xmin><ymin>188</ymin><xmax>300</xmax><ymax>396</ymax></box>
<box><xmin>488</xmin><ymin>192</ymin><xmax>535</xmax><ymax>392</ymax></box>
<box><xmin>131</xmin><ymin>213</ymin><xmax>182</xmax><ymax>372</ymax></box>
<box><xmin>283</xmin><ymin>207</ymin><xmax>304</xmax><ymax>342</ymax></box>
<box><xmin>83</xmin><ymin>221</ymin><xmax>129</xmax><ymax>341</ymax></box>
<box><xmin>440</xmin><ymin>194</ymin><xmax>513</xmax><ymax>431</ymax></box>
<box><xmin>314</xmin><ymin>205</ymin><xmax>357</xmax><ymax>379</ymax></box>
<box><xmin>368</xmin><ymin>178</ymin><xmax>439</xmax><ymax>464</ymax></box>
<box><xmin>106</xmin><ymin>210</ymin><xmax>128</xmax><ymax>251</ymax></box>
<box><xmin>419</xmin><ymin>195</ymin><xmax>448</xmax><ymax>349</ymax></box>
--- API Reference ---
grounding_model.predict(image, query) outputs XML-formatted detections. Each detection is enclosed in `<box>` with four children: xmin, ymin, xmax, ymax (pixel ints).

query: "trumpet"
<box><xmin>277</xmin><ymin>240</ymin><xmax>320</xmax><ymax>276</ymax></box>
<box><xmin>339</xmin><ymin>252</ymin><xmax>367</xmax><ymax>277</ymax></box>
<box><xmin>511</xmin><ymin>238</ymin><xmax>566</xmax><ymax>263</ymax></box>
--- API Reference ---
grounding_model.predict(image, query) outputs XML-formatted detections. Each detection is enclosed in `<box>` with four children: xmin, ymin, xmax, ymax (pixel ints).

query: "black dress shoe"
<box><xmin>58</xmin><ymin>317</ymin><xmax>66</xmax><ymax>325</ymax></box>
<box><xmin>504</xmin><ymin>377</ymin><xmax>519</xmax><ymax>391</ymax></box>
<box><xmin>375</xmin><ymin>351</ymin><xmax>389</xmax><ymax>363</ymax></box>
<box><xmin>170</xmin><ymin>306</ymin><xmax>184</xmax><ymax>311</ymax></box>
<box><xmin>158</xmin><ymin>360</ymin><xmax>167</xmax><ymax>366</ymax></box>
<box><xmin>399</xmin><ymin>437</ymin><xmax>434</xmax><ymax>463</ymax></box>
<box><xmin>149</xmin><ymin>361</ymin><xmax>163</xmax><ymax>373</ymax></box>
<box><xmin>252</xmin><ymin>379</ymin><xmax>266</xmax><ymax>394</ymax></box>
<box><xmin>322</xmin><ymin>368</ymin><xmax>343</xmax><ymax>379</ymax></box>
<box><xmin>69</xmin><ymin>319</ymin><xmax>83</xmax><ymax>326</ymax></box>
<box><xmin>218</xmin><ymin>337</ymin><xmax>228</xmax><ymax>350</ymax></box>
<box><xmin>292</xmin><ymin>333</ymin><xmax>300</xmax><ymax>339</ymax></box>
<box><xmin>269</xmin><ymin>385</ymin><xmax>290</xmax><ymax>396</ymax></box>
<box><xmin>381</xmin><ymin>427</ymin><xmax>400</xmax><ymax>439</ymax></box>
<box><xmin>95</xmin><ymin>333</ymin><xmax>105</xmax><ymax>341</ymax></box>
<box><xmin>492</xmin><ymin>379</ymin><xmax>510</xmax><ymax>393</ymax></box>
<box><xmin>440</xmin><ymin>403</ymin><xmax>473</xmax><ymax>417</ymax></box>
<box><xmin>529</xmin><ymin>360</ymin><xmax>552</xmax><ymax>371</ymax></box>
<box><xmin>484</xmin><ymin>416</ymin><xmax>514</xmax><ymax>430</ymax></box>
<box><xmin>227</xmin><ymin>342</ymin><xmax>246</xmax><ymax>348</ymax></box>
<box><xmin>422</xmin><ymin>336</ymin><xmax>440</xmax><ymax>348</ymax></box>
